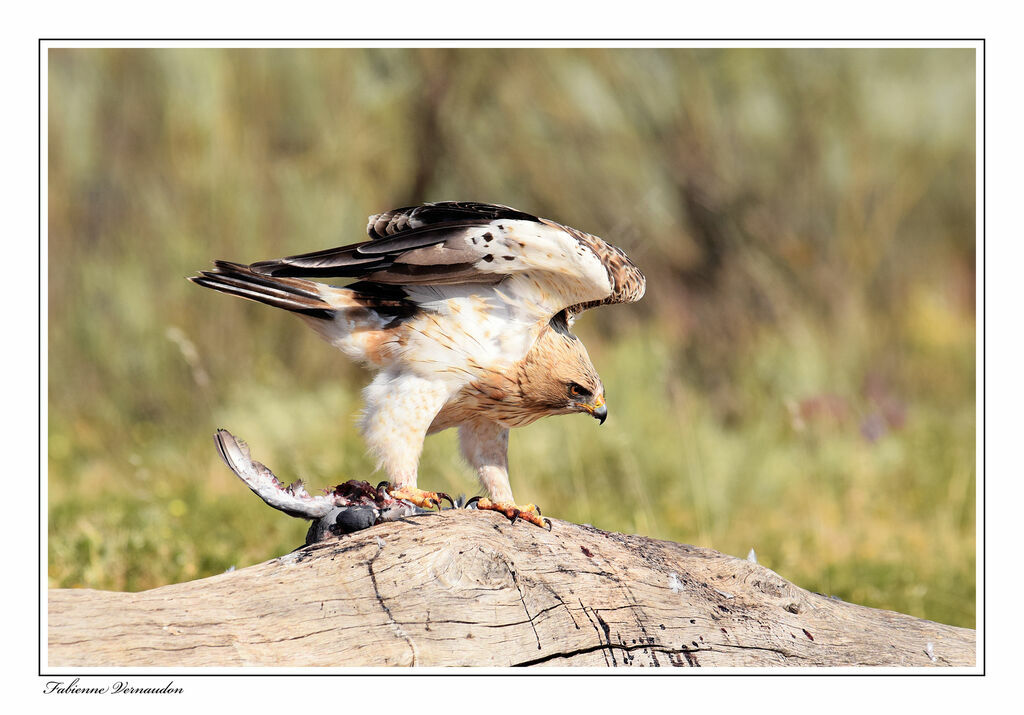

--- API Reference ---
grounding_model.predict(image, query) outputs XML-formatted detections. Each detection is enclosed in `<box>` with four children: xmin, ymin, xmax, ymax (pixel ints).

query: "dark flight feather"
<box><xmin>189</xmin><ymin>261</ymin><xmax>335</xmax><ymax>320</ymax></box>
<box><xmin>250</xmin><ymin>202</ymin><xmax>541</xmax><ymax>280</ymax></box>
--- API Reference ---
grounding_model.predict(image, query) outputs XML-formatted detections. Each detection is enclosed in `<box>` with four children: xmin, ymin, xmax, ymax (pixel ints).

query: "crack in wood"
<box><xmin>512</xmin><ymin>641</ymin><xmax>701</xmax><ymax>667</ymax></box>
<box><xmin>541</xmin><ymin>582</ymin><xmax>580</xmax><ymax>630</ymax></box>
<box><xmin>593</xmin><ymin>611</ymin><xmax>618</xmax><ymax>666</ymax></box>
<box><xmin>366</xmin><ymin>546</ymin><xmax>418</xmax><ymax>665</ymax></box>
<box><xmin>395</xmin><ymin>603</ymin><xmax>563</xmax><ymax>630</ymax></box>
<box><xmin>615</xmin><ymin>577</ymin><xmax>660</xmax><ymax>667</ymax></box>
<box><xmin>122</xmin><ymin>643</ymin><xmax>235</xmax><ymax>653</ymax></box>
<box><xmin>714</xmin><ymin>641</ymin><xmax>799</xmax><ymax>660</ymax></box>
<box><xmin>578</xmin><ymin>600</ymin><xmax>611</xmax><ymax>666</ymax></box>
<box><xmin>504</xmin><ymin>560</ymin><xmax>542</xmax><ymax>651</ymax></box>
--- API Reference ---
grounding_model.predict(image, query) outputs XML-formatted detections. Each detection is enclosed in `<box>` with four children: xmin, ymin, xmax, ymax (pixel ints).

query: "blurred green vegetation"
<box><xmin>47</xmin><ymin>48</ymin><xmax>975</xmax><ymax>628</ymax></box>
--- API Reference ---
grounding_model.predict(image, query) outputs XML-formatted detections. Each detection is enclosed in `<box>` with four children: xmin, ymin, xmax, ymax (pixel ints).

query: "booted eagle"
<box><xmin>191</xmin><ymin>201</ymin><xmax>645</xmax><ymax>527</ymax></box>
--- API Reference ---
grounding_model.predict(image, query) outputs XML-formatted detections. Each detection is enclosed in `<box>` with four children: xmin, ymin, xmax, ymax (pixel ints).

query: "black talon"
<box><xmin>509</xmin><ymin>509</ymin><xmax>521</xmax><ymax>525</ymax></box>
<box><xmin>465</xmin><ymin>496</ymin><xmax>482</xmax><ymax>509</ymax></box>
<box><xmin>437</xmin><ymin>492</ymin><xmax>455</xmax><ymax>510</ymax></box>
<box><xmin>543</xmin><ymin>517</ymin><xmax>553</xmax><ymax>531</ymax></box>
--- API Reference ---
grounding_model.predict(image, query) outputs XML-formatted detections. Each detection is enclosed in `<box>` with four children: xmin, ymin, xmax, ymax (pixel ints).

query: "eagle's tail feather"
<box><xmin>189</xmin><ymin>261</ymin><xmax>335</xmax><ymax>320</ymax></box>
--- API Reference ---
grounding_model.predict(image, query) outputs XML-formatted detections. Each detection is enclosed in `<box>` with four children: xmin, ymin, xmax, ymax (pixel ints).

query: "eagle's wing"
<box><xmin>251</xmin><ymin>201</ymin><xmax>645</xmax><ymax>321</ymax></box>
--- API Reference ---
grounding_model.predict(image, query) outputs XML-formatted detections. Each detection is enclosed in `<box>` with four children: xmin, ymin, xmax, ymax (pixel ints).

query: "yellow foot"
<box><xmin>466</xmin><ymin>497</ymin><xmax>551</xmax><ymax>530</ymax></box>
<box><xmin>385</xmin><ymin>484</ymin><xmax>454</xmax><ymax>511</ymax></box>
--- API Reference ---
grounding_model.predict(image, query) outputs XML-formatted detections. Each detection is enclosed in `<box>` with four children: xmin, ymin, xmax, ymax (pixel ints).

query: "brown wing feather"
<box><xmin>543</xmin><ymin>220</ymin><xmax>647</xmax><ymax>314</ymax></box>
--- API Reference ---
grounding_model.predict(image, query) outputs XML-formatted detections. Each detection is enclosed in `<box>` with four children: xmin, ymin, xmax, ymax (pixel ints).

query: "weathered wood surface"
<box><xmin>48</xmin><ymin>510</ymin><xmax>975</xmax><ymax>667</ymax></box>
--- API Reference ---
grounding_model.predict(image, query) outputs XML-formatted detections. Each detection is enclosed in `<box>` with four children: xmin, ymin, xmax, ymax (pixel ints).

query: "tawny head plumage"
<box><xmin>513</xmin><ymin>321</ymin><xmax>607</xmax><ymax>423</ymax></box>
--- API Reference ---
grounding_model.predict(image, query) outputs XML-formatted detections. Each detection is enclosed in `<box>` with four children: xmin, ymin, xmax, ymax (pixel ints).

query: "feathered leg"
<box><xmin>459</xmin><ymin>419</ymin><xmax>548</xmax><ymax>529</ymax></box>
<box><xmin>360</xmin><ymin>370</ymin><xmax>454</xmax><ymax>510</ymax></box>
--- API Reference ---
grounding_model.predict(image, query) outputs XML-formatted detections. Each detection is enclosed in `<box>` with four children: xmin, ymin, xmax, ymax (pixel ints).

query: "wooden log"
<box><xmin>47</xmin><ymin>510</ymin><xmax>975</xmax><ymax>667</ymax></box>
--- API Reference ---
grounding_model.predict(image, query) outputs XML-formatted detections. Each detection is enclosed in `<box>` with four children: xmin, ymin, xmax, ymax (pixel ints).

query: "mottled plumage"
<box><xmin>192</xmin><ymin>201</ymin><xmax>645</xmax><ymax>517</ymax></box>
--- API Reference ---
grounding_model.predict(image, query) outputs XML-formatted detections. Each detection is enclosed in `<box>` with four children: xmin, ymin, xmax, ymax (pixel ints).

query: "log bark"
<box><xmin>48</xmin><ymin>510</ymin><xmax>975</xmax><ymax>667</ymax></box>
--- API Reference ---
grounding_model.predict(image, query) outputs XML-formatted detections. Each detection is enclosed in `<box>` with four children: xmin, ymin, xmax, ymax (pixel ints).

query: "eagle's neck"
<box><xmin>431</xmin><ymin>325</ymin><xmax>590</xmax><ymax>432</ymax></box>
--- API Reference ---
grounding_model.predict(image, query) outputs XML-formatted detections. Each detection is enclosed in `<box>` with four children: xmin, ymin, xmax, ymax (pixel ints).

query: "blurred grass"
<box><xmin>47</xmin><ymin>48</ymin><xmax>975</xmax><ymax>628</ymax></box>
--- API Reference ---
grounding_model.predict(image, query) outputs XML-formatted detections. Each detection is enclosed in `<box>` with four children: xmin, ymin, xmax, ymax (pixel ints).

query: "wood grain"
<box><xmin>48</xmin><ymin>510</ymin><xmax>975</xmax><ymax>667</ymax></box>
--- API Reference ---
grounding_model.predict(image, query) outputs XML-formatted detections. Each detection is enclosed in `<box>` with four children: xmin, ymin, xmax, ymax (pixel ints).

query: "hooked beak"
<box><xmin>584</xmin><ymin>395</ymin><xmax>607</xmax><ymax>425</ymax></box>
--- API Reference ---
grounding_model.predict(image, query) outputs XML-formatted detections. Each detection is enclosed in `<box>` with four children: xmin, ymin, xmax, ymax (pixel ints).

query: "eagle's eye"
<box><xmin>567</xmin><ymin>382</ymin><xmax>589</xmax><ymax>399</ymax></box>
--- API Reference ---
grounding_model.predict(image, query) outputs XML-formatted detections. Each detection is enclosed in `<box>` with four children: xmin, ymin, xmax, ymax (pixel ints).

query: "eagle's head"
<box><xmin>515</xmin><ymin>318</ymin><xmax>607</xmax><ymax>425</ymax></box>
